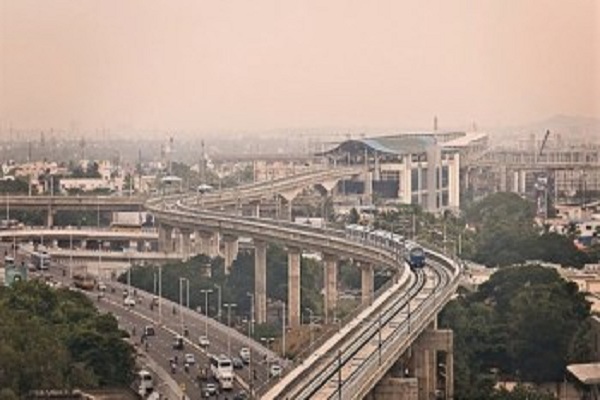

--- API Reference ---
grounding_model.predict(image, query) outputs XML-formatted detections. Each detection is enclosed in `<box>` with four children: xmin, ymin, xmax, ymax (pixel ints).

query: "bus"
<box><xmin>72</xmin><ymin>273</ymin><xmax>96</xmax><ymax>291</ymax></box>
<box><xmin>209</xmin><ymin>354</ymin><xmax>233</xmax><ymax>390</ymax></box>
<box><xmin>32</xmin><ymin>251</ymin><xmax>50</xmax><ymax>271</ymax></box>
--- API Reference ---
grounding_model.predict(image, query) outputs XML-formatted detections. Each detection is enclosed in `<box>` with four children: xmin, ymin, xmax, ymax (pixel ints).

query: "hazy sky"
<box><xmin>0</xmin><ymin>0</ymin><xmax>598</xmax><ymax>134</ymax></box>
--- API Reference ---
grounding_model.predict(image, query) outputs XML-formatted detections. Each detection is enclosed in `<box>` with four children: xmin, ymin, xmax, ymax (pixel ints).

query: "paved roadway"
<box><xmin>32</xmin><ymin>257</ymin><xmax>282</xmax><ymax>399</ymax></box>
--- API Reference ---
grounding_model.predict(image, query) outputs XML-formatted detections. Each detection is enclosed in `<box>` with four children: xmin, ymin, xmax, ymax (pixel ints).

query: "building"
<box><xmin>321</xmin><ymin>132</ymin><xmax>466</xmax><ymax>213</ymax></box>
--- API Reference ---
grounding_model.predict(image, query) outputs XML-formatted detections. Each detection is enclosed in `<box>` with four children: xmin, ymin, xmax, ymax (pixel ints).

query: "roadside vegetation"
<box><xmin>0</xmin><ymin>280</ymin><xmax>136</xmax><ymax>398</ymax></box>
<box><xmin>440</xmin><ymin>265</ymin><xmax>592</xmax><ymax>399</ymax></box>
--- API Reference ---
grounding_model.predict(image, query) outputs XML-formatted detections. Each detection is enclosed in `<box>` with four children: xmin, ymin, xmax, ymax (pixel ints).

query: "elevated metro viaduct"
<box><xmin>150</xmin><ymin>204</ymin><xmax>458</xmax><ymax>400</ymax></box>
<box><xmin>147</xmin><ymin>166</ymin><xmax>459</xmax><ymax>399</ymax></box>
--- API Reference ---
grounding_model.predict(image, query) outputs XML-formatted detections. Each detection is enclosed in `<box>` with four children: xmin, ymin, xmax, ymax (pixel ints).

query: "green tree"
<box><xmin>0</xmin><ymin>280</ymin><xmax>135</xmax><ymax>395</ymax></box>
<box><xmin>348</xmin><ymin>207</ymin><xmax>360</xmax><ymax>224</ymax></box>
<box><xmin>440</xmin><ymin>266</ymin><xmax>591</xmax><ymax>398</ymax></box>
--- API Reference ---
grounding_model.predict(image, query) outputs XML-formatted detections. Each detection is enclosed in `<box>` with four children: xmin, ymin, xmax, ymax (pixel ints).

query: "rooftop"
<box><xmin>321</xmin><ymin>134</ymin><xmax>439</xmax><ymax>156</ymax></box>
<box><xmin>567</xmin><ymin>363</ymin><xmax>600</xmax><ymax>385</ymax></box>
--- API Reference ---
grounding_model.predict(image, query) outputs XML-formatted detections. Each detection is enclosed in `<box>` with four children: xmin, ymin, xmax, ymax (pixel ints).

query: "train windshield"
<box><xmin>411</xmin><ymin>248</ymin><xmax>424</xmax><ymax>256</ymax></box>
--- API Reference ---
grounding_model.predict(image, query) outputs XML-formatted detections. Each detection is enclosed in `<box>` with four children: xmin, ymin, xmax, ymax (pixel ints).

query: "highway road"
<box><xmin>32</xmin><ymin>255</ymin><xmax>283</xmax><ymax>399</ymax></box>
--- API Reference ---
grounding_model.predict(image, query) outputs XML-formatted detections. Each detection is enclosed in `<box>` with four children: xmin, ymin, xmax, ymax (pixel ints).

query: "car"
<box><xmin>233</xmin><ymin>392</ymin><xmax>248</xmax><ymax>400</ymax></box>
<box><xmin>184</xmin><ymin>353</ymin><xmax>196</xmax><ymax>365</ymax></box>
<box><xmin>144</xmin><ymin>325</ymin><xmax>155</xmax><ymax>336</ymax></box>
<box><xmin>239</xmin><ymin>347</ymin><xmax>250</xmax><ymax>364</ymax></box>
<box><xmin>198</xmin><ymin>335</ymin><xmax>210</xmax><ymax>348</ymax></box>
<box><xmin>123</xmin><ymin>297</ymin><xmax>136</xmax><ymax>307</ymax></box>
<box><xmin>122</xmin><ymin>289</ymin><xmax>129</xmax><ymax>298</ymax></box>
<box><xmin>269</xmin><ymin>364</ymin><xmax>282</xmax><ymax>378</ymax></box>
<box><xmin>97</xmin><ymin>282</ymin><xmax>107</xmax><ymax>291</ymax></box>
<box><xmin>203</xmin><ymin>382</ymin><xmax>218</xmax><ymax>397</ymax></box>
<box><xmin>232</xmin><ymin>356</ymin><xmax>244</xmax><ymax>369</ymax></box>
<box><xmin>172</xmin><ymin>335</ymin><xmax>184</xmax><ymax>350</ymax></box>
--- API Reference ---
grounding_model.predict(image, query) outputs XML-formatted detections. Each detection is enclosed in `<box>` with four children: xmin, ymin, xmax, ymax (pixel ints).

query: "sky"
<box><xmin>0</xmin><ymin>0</ymin><xmax>598</xmax><ymax>135</ymax></box>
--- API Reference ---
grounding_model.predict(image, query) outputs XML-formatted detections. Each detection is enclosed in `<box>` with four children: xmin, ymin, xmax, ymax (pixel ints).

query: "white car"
<box><xmin>204</xmin><ymin>382</ymin><xmax>218</xmax><ymax>397</ymax></box>
<box><xmin>269</xmin><ymin>364</ymin><xmax>282</xmax><ymax>378</ymax></box>
<box><xmin>97</xmin><ymin>282</ymin><xmax>107</xmax><ymax>291</ymax></box>
<box><xmin>198</xmin><ymin>335</ymin><xmax>210</xmax><ymax>348</ymax></box>
<box><xmin>123</xmin><ymin>296</ymin><xmax>136</xmax><ymax>307</ymax></box>
<box><xmin>184</xmin><ymin>353</ymin><xmax>196</xmax><ymax>365</ymax></box>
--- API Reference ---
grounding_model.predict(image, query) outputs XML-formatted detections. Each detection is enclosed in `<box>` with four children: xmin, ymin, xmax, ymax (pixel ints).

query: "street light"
<box><xmin>306</xmin><ymin>307</ymin><xmax>315</xmax><ymax>347</ymax></box>
<box><xmin>247</xmin><ymin>292</ymin><xmax>255</xmax><ymax>337</ymax></box>
<box><xmin>214</xmin><ymin>284</ymin><xmax>222</xmax><ymax>321</ymax></box>
<box><xmin>261</xmin><ymin>337</ymin><xmax>275</xmax><ymax>380</ymax></box>
<box><xmin>224</xmin><ymin>302</ymin><xmax>237</xmax><ymax>356</ymax></box>
<box><xmin>200</xmin><ymin>289</ymin><xmax>213</xmax><ymax>338</ymax></box>
<box><xmin>179</xmin><ymin>278</ymin><xmax>190</xmax><ymax>333</ymax></box>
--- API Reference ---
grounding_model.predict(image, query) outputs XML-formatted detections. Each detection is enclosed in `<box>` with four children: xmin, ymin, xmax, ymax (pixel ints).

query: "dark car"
<box><xmin>172</xmin><ymin>335</ymin><xmax>184</xmax><ymax>350</ymax></box>
<box><xmin>232</xmin><ymin>356</ymin><xmax>244</xmax><ymax>369</ymax></box>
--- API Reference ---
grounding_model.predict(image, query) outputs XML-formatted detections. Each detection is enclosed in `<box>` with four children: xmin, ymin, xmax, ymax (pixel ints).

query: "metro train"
<box><xmin>345</xmin><ymin>224</ymin><xmax>426</xmax><ymax>270</ymax></box>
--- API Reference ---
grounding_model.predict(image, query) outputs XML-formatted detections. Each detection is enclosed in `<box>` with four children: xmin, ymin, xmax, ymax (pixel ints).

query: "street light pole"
<box><xmin>215</xmin><ymin>284</ymin><xmax>222</xmax><ymax>321</ymax></box>
<box><xmin>200</xmin><ymin>289</ymin><xmax>213</xmax><ymax>338</ymax></box>
<box><xmin>158</xmin><ymin>265</ymin><xmax>162</xmax><ymax>325</ymax></box>
<box><xmin>69</xmin><ymin>233</ymin><xmax>73</xmax><ymax>279</ymax></box>
<box><xmin>261</xmin><ymin>337</ymin><xmax>275</xmax><ymax>381</ymax></box>
<box><xmin>282</xmin><ymin>302</ymin><xmax>286</xmax><ymax>358</ymax></box>
<box><xmin>224</xmin><ymin>302</ymin><xmax>237</xmax><ymax>356</ymax></box>
<box><xmin>306</xmin><ymin>307</ymin><xmax>315</xmax><ymax>347</ymax></box>
<box><xmin>247</xmin><ymin>292</ymin><xmax>255</xmax><ymax>337</ymax></box>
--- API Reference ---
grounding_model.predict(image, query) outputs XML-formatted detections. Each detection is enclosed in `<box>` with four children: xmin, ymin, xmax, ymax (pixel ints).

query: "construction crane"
<box><xmin>539</xmin><ymin>129</ymin><xmax>550</xmax><ymax>158</ymax></box>
<box><xmin>535</xmin><ymin>130</ymin><xmax>552</xmax><ymax>219</ymax></box>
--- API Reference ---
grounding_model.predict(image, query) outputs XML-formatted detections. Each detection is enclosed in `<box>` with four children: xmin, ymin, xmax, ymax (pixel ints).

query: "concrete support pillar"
<box><xmin>223</xmin><ymin>235</ymin><xmax>239</xmax><ymax>275</ymax></box>
<box><xmin>412</xmin><ymin>327</ymin><xmax>454</xmax><ymax>400</ymax></box>
<box><xmin>158</xmin><ymin>224</ymin><xmax>173</xmax><ymax>253</ymax></box>
<box><xmin>323</xmin><ymin>254</ymin><xmax>338</xmax><ymax>322</ymax></box>
<box><xmin>446</xmin><ymin>351</ymin><xmax>454</xmax><ymax>399</ymax></box>
<box><xmin>361</xmin><ymin>263</ymin><xmax>374</xmax><ymax>305</ymax></box>
<box><xmin>46</xmin><ymin>209</ymin><xmax>55</xmax><ymax>228</ymax></box>
<box><xmin>180</xmin><ymin>229</ymin><xmax>192</xmax><ymax>260</ymax></box>
<box><xmin>286</xmin><ymin>199</ymin><xmax>293</xmax><ymax>221</ymax></box>
<box><xmin>211</xmin><ymin>233</ymin><xmax>220</xmax><ymax>257</ymax></box>
<box><xmin>254</xmin><ymin>240</ymin><xmax>267</xmax><ymax>324</ymax></box>
<box><xmin>288</xmin><ymin>247</ymin><xmax>301</xmax><ymax>328</ymax></box>
<box><xmin>250</xmin><ymin>201</ymin><xmax>261</xmax><ymax>218</ymax></box>
<box><xmin>364</xmin><ymin>171</ymin><xmax>373</xmax><ymax>205</ymax></box>
<box><xmin>196</xmin><ymin>231</ymin><xmax>212</xmax><ymax>257</ymax></box>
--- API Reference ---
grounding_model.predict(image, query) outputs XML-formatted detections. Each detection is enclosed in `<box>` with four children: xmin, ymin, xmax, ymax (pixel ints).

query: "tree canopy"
<box><xmin>120</xmin><ymin>245</ymin><xmax>326</xmax><ymax>333</ymax></box>
<box><xmin>0</xmin><ymin>280</ymin><xmax>135</xmax><ymax>397</ymax></box>
<box><xmin>464</xmin><ymin>193</ymin><xmax>594</xmax><ymax>267</ymax></box>
<box><xmin>440</xmin><ymin>265</ymin><xmax>592</xmax><ymax>398</ymax></box>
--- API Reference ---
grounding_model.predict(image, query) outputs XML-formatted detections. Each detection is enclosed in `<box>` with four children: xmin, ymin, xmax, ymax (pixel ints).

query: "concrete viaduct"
<box><xmin>146</xmin><ymin>166</ymin><xmax>462</xmax><ymax>399</ymax></box>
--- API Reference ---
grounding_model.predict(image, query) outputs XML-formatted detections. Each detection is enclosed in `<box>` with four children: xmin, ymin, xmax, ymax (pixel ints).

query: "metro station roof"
<box><xmin>321</xmin><ymin>135</ymin><xmax>437</xmax><ymax>156</ymax></box>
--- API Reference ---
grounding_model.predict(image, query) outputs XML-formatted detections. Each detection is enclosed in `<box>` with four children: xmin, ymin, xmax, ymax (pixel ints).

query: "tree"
<box><xmin>440</xmin><ymin>265</ymin><xmax>591</xmax><ymax>398</ymax></box>
<box><xmin>0</xmin><ymin>281</ymin><xmax>135</xmax><ymax>395</ymax></box>
<box><xmin>348</xmin><ymin>208</ymin><xmax>360</xmax><ymax>224</ymax></box>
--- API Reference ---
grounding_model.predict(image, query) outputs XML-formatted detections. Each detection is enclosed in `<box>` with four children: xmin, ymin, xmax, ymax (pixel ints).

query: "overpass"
<box><xmin>146</xmin><ymin>166</ymin><xmax>462</xmax><ymax>399</ymax></box>
<box><xmin>1</xmin><ymin>195</ymin><xmax>145</xmax><ymax>227</ymax></box>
